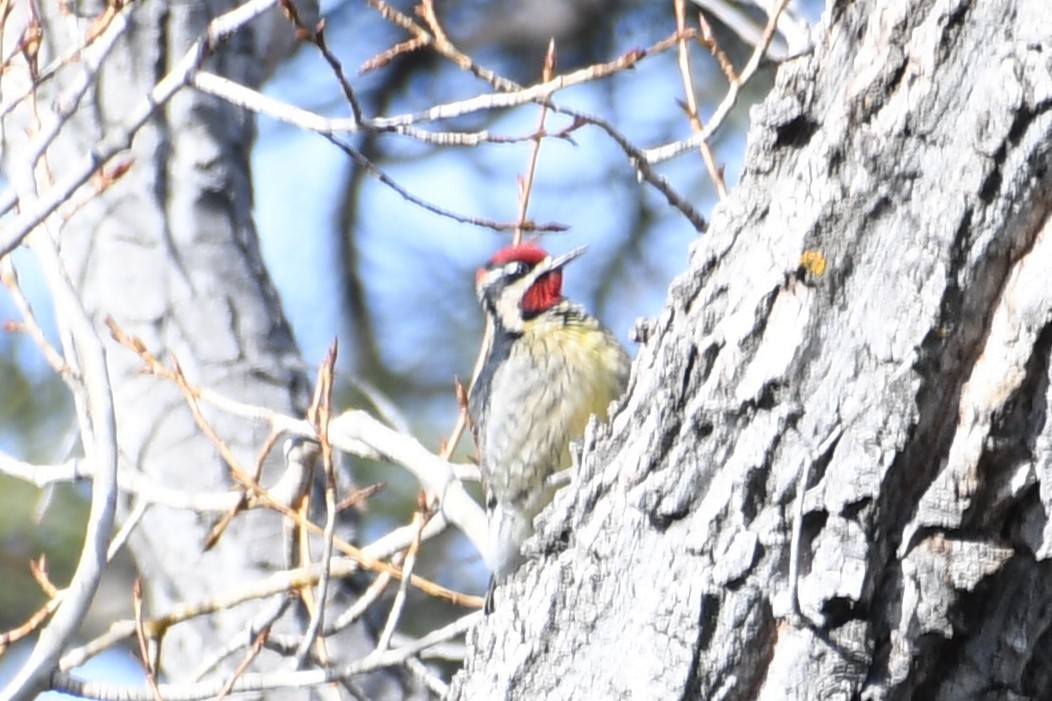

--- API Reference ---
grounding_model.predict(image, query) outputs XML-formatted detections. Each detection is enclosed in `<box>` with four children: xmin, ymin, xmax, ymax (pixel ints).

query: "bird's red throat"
<box><xmin>521</xmin><ymin>271</ymin><xmax>563</xmax><ymax>314</ymax></box>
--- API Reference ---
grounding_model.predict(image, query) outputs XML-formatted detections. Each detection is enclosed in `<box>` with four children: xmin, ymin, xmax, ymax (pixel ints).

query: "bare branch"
<box><xmin>644</xmin><ymin>0</ymin><xmax>792</xmax><ymax>164</ymax></box>
<box><xmin>1</xmin><ymin>234</ymin><xmax>119</xmax><ymax>700</ymax></box>
<box><xmin>293</xmin><ymin>342</ymin><xmax>338</xmax><ymax>667</ymax></box>
<box><xmin>675</xmin><ymin>0</ymin><xmax>728</xmax><ymax>199</ymax></box>
<box><xmin>513</xmin><ymin>39</ymin><xmax>558</xmax><ymax>247</ymax></box>
<box><xmin>51</xmin><ymin>612</ymin><xmax>484</xmax><ymax>700</ymax></box>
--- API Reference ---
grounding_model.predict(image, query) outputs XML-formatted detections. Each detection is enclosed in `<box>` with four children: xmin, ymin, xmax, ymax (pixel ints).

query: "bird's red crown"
<box><xmin>488</xmin><ymin>243</ymin><xmax>548</xmax><ymax>267</ymax></box>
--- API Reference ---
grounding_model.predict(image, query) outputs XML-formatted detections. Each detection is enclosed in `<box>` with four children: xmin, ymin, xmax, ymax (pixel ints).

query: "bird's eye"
<box><xmin>503</xmin><ymin>261</ymin><xmax>529</xmax><ymax>278</ymax></box>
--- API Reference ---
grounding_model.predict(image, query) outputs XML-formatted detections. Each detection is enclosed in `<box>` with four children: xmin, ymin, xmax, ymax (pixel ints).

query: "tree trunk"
<box><xmin>451</xmin><ymin>0</ymin><xmax>1052</xmax><ymax>698</ymax></box>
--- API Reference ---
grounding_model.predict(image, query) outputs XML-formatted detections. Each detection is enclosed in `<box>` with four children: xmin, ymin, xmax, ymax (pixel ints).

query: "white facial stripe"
<box><xmin>496</xmin><ymin>274</ymin><xmax>539</xmax><ymax>331</ymax></box>
<box><xmin>494</xmin><ymin>287</ymin><xmax>525</xmax><ymax>331</ymax></box>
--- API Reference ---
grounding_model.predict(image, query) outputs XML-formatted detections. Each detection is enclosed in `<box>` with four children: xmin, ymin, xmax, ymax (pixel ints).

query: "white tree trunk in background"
<box><xmin>2</xmin><ymin>1</ymin><xmax>418</xmax><ymax>698</ymax></box>
<box><xmin>452</xmin><ymin>0</ymin><xmax>1052</xmax><ymax>698</ymax></box>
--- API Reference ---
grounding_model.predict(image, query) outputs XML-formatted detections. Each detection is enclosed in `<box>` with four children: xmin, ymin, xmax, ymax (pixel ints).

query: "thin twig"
<box><xmin>321</xmin><ymin>132</ymin><xmax>568</xmax><ymax>234</ymax></box>
<box><xmin>368</xmin><ymin>30</ymin><xmax>694</xmax><ymax>130</ymax></box>
<box><xmin>697</xmin><ymin>11</ymin><xmax>737</xmax><ymax>84</ymax></box>
<box><xmin>513</xmin><ymin>39</ymin><xmax>557</xmax><ymax>247</ymax></box>
<box><xmin>0</xmin><ymin>254</ymin><xmax>71</xmax><ymax>379</ymax></box>
<box><xmin>278</xmin><ymin>0</ymin><xmax>363</xmax><ymax>124</ymax></box>
<box><xmin>215</xmin><ymin>627</ymin><xmax>270</xmax><ymax>701</ymax></box>
<box><xmin>560</xmin><ymin>106</ymin><xmax>709</xmax><ymax>232</ymax></box>
<box><xmin>107</xmin><ymin>316</ymin><xmax>489</xmax><ymax>574</ymax></box>
<box><xmin>0</xmin><ymin>597</ymin><xmax>62</xmax><ymax>655</ymax></box>
<box><xmin>61</xmin><ymin>517</ymin><xmax>467</xmax><ymax>674</ymax></box>
<box><xmin>675</xmin><ymin>0</ymin><xmax>727</xmax><ymax>199</ymax></box>
<box><xmin>372</xmin><ymin>0</ymin><xmax>518</xmax><ymax>92</ymax></box>
<box><xmin>190</xmin><ymin>27</ymin><xmax>706</xmax><ymax>229</ymax></box>
<box><xmin>52</xmin><ymin>612</ymin><xmax>485</xmax><ymax>700</ymax></box>
<box><xmin>360</xmin><ymin>35</ymin><xmax>428</xmax><ymax>74</ymax></box>
<box><xmin>203</xmin><ymin>428</ymin><xmax>284</xmax><ymax>551</ymax></box>
<box><xmin>644</xmin><ymin>0</ymin><xmax>791</xmax><ymax>164</ymax></box>
<box><xmin>376</xmin><ymin>498</ymin><xmax>432</xmax><ymax>652</ymax></box>
<box><xmin>131</xmin><ymin>580</ymin><xmax>163</xmax><ymax>701</ymax></box>
<box><xmin>324</xmin><ymin>569</ymin><xmax>393</xmax><ymax>636</ymax></box>
<box><xmin>107</xmin><ymin>500</ymin><xmax>147</xmax><ymax>561</ymax></box>
<box><xmin>188</xmin><ymin>599</ymin><xmax>284</xmax><ymax>683</ymax></box>
<box><xmin>294</xmin><ymin>341</ymin><xmax>339</xmax><ymax>667</ymax></box>
<box><xmin>337</xmin><ymin>481</ymin><xmax>386</xmax><ymax>512</ymax></box>
<box><xmin>107</xmin><ymin>320</ymin><xmax>475</xmax><ymax>603</ymax></box>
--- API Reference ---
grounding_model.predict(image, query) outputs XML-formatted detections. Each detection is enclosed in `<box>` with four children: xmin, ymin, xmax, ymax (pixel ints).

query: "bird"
<box><xmin>468</xmin><ymin>242</ymin><xmax>630</xmax><ymax>589</ymax></box>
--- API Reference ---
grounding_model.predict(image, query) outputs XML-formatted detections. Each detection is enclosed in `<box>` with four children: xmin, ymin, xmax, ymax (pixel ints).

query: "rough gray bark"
<box><xmin>1</xmin><ymin>1</ymin><xmax>417</xmax><ymax>698</ymax></box>
<box><xmin>451</xmin><ymin>0</ymin><xmax>1052</xmax><ymax>698</ymax></box>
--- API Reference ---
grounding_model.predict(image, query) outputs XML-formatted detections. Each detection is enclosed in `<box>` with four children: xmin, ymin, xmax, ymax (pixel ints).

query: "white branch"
<box><xmin>52</xmin><ymin>612</ymin><xmax>483</xmax><ymax>701</ymax></box>
<box><xmin>1</xmin><ymin>239</ymin><xmax>119</xmax><ymax>701</ymax></box>
<box><xmin>326</xmin><ymin>411</ymin><xmax>488</xmax><ymax>562</ymax></box>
